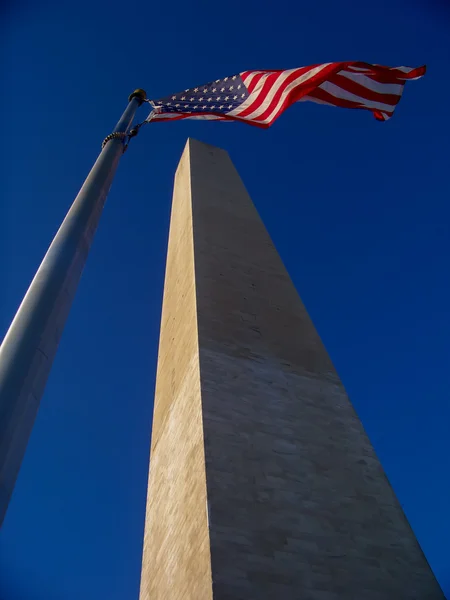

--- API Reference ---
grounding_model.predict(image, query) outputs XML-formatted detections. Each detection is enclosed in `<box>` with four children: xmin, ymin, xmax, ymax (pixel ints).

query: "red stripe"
<box><xmin>328</xmin><ymin>73</ymin><xmax>404</xmax><ymax>106</ymax></box>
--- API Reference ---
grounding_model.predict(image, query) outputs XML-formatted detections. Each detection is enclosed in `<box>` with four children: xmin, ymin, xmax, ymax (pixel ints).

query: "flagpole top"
<box><xmin>129</xmin><ymin>89</ymin><xmax>147</xmax><ymax>105</ymax></box>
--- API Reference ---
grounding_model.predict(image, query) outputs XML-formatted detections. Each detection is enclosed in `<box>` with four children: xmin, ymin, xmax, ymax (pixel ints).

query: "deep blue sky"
<box><xmin>1</xmin><ymin>0</ymin><xmax>449</xmax><ymax>597</ymax></box>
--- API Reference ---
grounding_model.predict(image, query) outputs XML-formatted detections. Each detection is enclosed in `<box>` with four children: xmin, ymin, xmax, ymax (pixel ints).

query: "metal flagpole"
<box><xmin>0</xmin><ymin>88</ymin><xmax>147</xmax><ymax>526</ymax></box>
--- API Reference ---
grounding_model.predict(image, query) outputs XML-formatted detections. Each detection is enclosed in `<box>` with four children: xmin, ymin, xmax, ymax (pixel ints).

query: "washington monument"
<box><xmin>138</xmin><ymin>139</ymin><xmax>444</xmax><ymax>599</ymax></box>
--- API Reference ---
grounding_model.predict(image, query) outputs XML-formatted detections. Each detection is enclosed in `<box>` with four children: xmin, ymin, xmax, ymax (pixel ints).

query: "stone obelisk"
<box><xmin>139</xmin><ymin>139</ymin><xmax>443</xmax><ymax>600</ymax></box>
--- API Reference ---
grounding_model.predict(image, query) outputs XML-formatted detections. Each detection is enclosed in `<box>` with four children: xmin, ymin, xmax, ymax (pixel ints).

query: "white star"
<box><xmin>215</xmin><ymin>79</ymin><xmax>220</xmax><ymax>83</ymax></box>
<box><xmin>237</xmin><ymin>84</ymin><xmax>241</xmax><ymax>89</ymax></box>
<box><xmin>167</xmin><ymin>102</ymin><xmax>172</xmax><ymax>105</ymax></box>
<box><xmin>232</xmin><ymin>75</ymin><xmax>237</xmax><ymax>80</ymax></box>
<box><xmin>190</xmin><ymin>97</ymin><xmax>194</xmax><ymax>101</ymax></box>
<box><xmin>199</xmin><ymin>97</ymin><xmax>204</xmax><ymax>101</ymax></box>
<box><xmin>184</xmin><ymin>104</ymin><xmax>188</xmax><ymax>108</ymax></box>
<box><xmin>229</xmin><ymin>86</ymin><xmax>234</xmax><ymax>90</ymax></box>
<box><xmin>217</xmin><ymin>96</ymin><xmax>221</xmax><ymax>100</ymax></box>
<box><xmin>203</xmin><ymin>88</ymin><xmax>208</xmax><ymax>93</ymax></box>
<box><xmin>207</xmin><ymin>98</ymin><xmax>212</xmax><ymax>102</ymax></box>
<box><xmin>175</xmin><ymin>104</ymin><xmax>180</xmax><ymax>107</ymax></box>
<box><xmin>228</xmin><ymin>104</ymin><xmax>232</xmax><ymax>109</ymax></box>
<box><xmin>184</xmin><ymin>89</ymin><xmax>189</xmax><ymax>92</ymax></box>
<box><xmin>241</xmin><ymin>93</ymin><xmax>245</xmax><ymax>98</ymax></box>
<box><xmin>172</xmin><ymin>95</ymin><xmax>176</xmax><ymax>100</ymax></box>
<box><xmin>224</xmin><ymin>77</ymin><xmax>228</xmax><ymax>81</ymax></box>
<box><xmin>194</xmin><ymin>88</ymin><xmax>199</xmax><ymax>92</ymax></box>
<box><xmin>181</xmin><ymin>96</ymin><xmax>186</xmax><ymax>100</ymax></box>
<box><xmin>233</xmin><ymin>95</ymin><xmax>238</xmax><ymax>100</ymax></box>
<box><xmin>225</xmin><ymin>96</ymin><xmax>229</xmax><ymax>101</ymax></box>
<box><xmin>194</xmin><ymin>105</ymin><xmax>198</xmax><ymax>109</ymax></box>
<box><xmin>212</xmin><ymin>88</ymin><xmax>216</xmax><ymax>92</ymax></box>
<box><xmin>221</xmin><ymin>87</ymin><xmax>225</xmax><ymax>92</ymax></box>
<box><xmin>211</xmin><ymin>105</ymin><xmax>216</xmax><ymax>109</ymax></box>
<box><xmin>202</xmin><ymin>105</ymin><xmax>207</xmax><ymax>109</ymax></box>
<box><xmin>219</xmin><ymin>105</ymin><xmax>224</xmax><ymax>109</ymax></box>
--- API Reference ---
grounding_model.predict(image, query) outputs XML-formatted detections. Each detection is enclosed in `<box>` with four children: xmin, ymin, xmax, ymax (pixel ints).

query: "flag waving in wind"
<box><xmin>146</xmin><ymin>62</ymin><xmax>425</xmax><ymax>128</ymax></box>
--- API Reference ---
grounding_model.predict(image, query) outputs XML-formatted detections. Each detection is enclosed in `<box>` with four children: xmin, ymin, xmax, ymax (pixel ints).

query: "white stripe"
<box><xmin>387</xmin><ymin>65</ymin><xmax>415</xmax><ymax>73</ymax></box>
<box><xmin>148</xmin><ymin>112</ymin><xmax>226</xmax><ymax>122</ymax></box>
<box><xmin>180</xmin><ymin>114</ymin><xmax>225</xmax><ymax>120</ymax></box>
<box><xmin>347</xmin><ymin>66</ymin><xmax>371</xmax><ymax>72</ymax></box>
<box><xmin>147</xmin><ymin>112</ymin><xmax>180</xmax><ymax>120</ymax></box>
<box><xmin>299</xmin><ymin>94</ymin><xmax>392</xmax><ymax>119</ymax></box>
<box><xmin>340</xmin><ymin>71</ymin><xmax>404</xmax><ymax>96</ymax></box>
<box><xmin>188</xmin><ymin>115</ymin><xmax>226</xmax><ymax>120</ymax></box>
<box><xmin>297</xmin><ymin>95</ymin><xmax>335</xmax><ymax>106</ymax></box>
<box><xmin>317</xmin><ymin>81</ymin><xmax>398</xmax><ymax>112</ymax></box>
<box><xmin>240</xmin><ymin>70</ymin><xmax>267</xmax><ymax>88</ymax></box>
<box><xmin>256</xmin><ymin>63</ymin><xmax>333</xmax><ymax>124</ymax></box>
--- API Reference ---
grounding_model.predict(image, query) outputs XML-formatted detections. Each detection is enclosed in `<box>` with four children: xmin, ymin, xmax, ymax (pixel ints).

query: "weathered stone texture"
<box><xmin>140</xmin><ymin>139</ymin><xmax>444</xmax><ymax>600</ymax></box>
<box><xmin>139</xmin><ymin>145</ymin><xmax>212</xmax><ymax>600</ymax></box>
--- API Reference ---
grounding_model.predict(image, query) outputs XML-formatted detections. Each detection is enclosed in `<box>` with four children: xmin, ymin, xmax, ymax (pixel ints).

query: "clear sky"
<box><xmin>1</xmin><ymin>0</ymin><xmax>449</xmax><ymax>597</ymax></box>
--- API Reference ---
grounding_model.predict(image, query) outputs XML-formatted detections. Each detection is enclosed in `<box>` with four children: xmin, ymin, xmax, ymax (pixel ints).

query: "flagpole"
<box><xmin>0</xmin><ymin>88</ymin><xmax>147</xmax><ymax>526</ymax></box>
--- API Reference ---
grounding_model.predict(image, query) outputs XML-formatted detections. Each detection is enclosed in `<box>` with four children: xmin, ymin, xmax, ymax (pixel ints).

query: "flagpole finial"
<box><xmin>128</xmin><ymin>89</ymin><xmax>147</xmax><ymax>105</ymax></box>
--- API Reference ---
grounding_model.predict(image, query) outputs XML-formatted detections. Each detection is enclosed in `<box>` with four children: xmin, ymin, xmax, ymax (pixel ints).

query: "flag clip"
<box><xmin>101</xmin><ymin>131</ymin><xmax>128</xmax><ymax>150</ymax></box>
<box><xmin>101</xmin><ymin>125</ymin><xmax>142</xmax><ymax>153</ymax></box>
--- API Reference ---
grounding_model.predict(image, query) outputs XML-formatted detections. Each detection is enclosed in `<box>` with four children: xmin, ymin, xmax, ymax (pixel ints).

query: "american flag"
<box><xmin>146</xmin><ymin>62</ymin><xmax>425</xmax><ymax>128</ymax></box>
